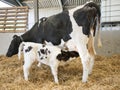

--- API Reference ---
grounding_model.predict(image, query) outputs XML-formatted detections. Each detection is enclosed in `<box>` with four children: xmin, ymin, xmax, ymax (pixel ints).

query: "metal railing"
<box><xmin>63</xmin><ymin>0</ymin><xmax>101</xmax><ymax>8</ymax></box>
<box><xmin>23</xmin><ymin>0</ymin><xmax>62</xmax><ymax>9</ymax></box>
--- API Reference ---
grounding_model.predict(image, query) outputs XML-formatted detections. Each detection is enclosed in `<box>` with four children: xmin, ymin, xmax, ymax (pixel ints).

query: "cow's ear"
<box><xmin>13</xmin><ymin>35</ymin><xmax>18</xmax><ymax>39</ymax></box>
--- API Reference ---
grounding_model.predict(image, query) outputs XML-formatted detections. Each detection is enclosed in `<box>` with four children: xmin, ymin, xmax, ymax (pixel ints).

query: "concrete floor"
<box><xmin>95</xmin><ymin>30</ymin><xmax>120</xmax><ymax>56</ymax></box>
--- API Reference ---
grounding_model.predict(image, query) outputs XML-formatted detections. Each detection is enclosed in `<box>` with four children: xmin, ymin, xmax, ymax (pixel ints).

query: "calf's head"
<box><xmin>57</xmin><ymin>50</ymin><xmax>79</xmax><ymax>61</ymax></box>
<box><xmin>6</xmin><ymin>35</ymin><xmax>22</xmax><ymax>57</ymax></box>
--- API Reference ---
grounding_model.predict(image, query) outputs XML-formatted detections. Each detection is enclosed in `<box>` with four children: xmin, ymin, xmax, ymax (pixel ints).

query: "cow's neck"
<box><xmin>21</xmin><ymin>31</ymin><xmax>36</xmax><ymax>42</ymax></box>
<box><xmin>20</xmin><ymin>22</ymin><xmax>40</xmax><ymax>42</ymax></box>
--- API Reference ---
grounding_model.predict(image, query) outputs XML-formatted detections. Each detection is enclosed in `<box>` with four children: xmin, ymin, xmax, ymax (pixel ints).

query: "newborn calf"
<box><xmin>18</xmin><ymin>42</ymin><xmax>79</xmax><ymax>84</ymax></box>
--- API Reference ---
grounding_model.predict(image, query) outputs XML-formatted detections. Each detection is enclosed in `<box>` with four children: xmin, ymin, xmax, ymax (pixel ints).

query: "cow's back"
<box><xmin>39</xmin><ymin>11</ymin><xmax>73</xmax><ymax>45</ymax></box>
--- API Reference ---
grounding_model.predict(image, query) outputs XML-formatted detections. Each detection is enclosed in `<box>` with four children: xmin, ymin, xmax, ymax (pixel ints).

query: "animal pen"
<box><xmin>0</xmin><ymin>0</ymin><xmax>120</xmax><ymax>90</ymax></box>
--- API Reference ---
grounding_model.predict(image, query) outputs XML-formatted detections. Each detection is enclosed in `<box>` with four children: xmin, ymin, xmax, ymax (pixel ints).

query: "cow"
<box><xmin>6</xmin><ymin>2</ymin><xmax>102</xmax><ymax>82</ymax></box>
<box><xmin>18</xmin><ymin>42</ymin><xmax>79</xmax><ymax>84</ymax></box>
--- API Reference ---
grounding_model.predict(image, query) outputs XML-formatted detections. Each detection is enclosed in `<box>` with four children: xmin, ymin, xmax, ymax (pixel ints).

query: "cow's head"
<box><xmin>6</xmin><ymin>35</ymin><xmax>22</xmax><ymax>57</ymax></box>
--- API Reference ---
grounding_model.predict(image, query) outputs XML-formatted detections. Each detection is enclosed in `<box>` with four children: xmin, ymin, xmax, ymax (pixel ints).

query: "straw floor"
<box><xmin>0</xmin><ymin>54</ymin><xmax>120</xmax><ymax>90</ymax></box>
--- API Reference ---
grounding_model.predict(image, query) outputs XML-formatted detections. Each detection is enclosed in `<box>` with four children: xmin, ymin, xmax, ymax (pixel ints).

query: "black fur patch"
<box><xmin>45</xmin><ymin>48</ymin><xmax>48</xmax><ymax>55</ymax></box>
<box><xmin>42</xmin><ymin>44</ymin><xmax>45</xmax><ymax>47</ymax></box>
<box><xmin>73</xmin><ymin>2</ymin><xmax>100</xmax><ymax>37</ymax></box>
<box><xmin>38</xmin><ymin>51</ymin><xmax>41</xmax><ymax>56</ymax></box>
<box><xmin>40</xmin><ymin>49</ymin><xmax>45</xmax><ymax>54</ymax></box>
<box><xmin>57</xmin><ymin>51</ymin><xmax>69</xmax><ymax>61</ymax></box>
<box><xmin>21</xmin><ymin>44</ymin><xmax>25</xmax><ymax>52</ymax></box>
<box><xmin>40</xmin><ymin>57</ymin><xmax>44</xmax><ymax>60</ymax></box>
<box><xmin>69</xmin><ymin>51</ymin><xmax>79</xmax><ymax>58</ymax></box>
<box><xmin>25</xmin><ymin>46</ymin><xmax>33</xmax><ymax>53</ymax></box>
<box><xmin>38</xmin><ymin>10</ymin><xmax>72</xmax><ymax>45</ymax></box>
<box><xmin>40</xmin><ymin>48</ymin><xmax>49</xmax><ymax>55</ymax></box>
<box><xmin>48</xmin><ymin>50</ymin><xmax>51</xmax><ymax>54</ymax></box>
<box><xmin>23</xmin><ymin>44</ymin><xmax>25</xmax><ymax>46</ymax></box>
<box><xmin>57</xmin><ymin>50</ymin><xmax>79</xmax><ymax>61</ymax></box>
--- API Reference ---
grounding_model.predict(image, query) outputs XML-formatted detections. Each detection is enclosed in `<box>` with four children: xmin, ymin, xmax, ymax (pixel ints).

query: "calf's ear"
<box><xmin>13</xmin><ymin>35</ymin><xmax>18</xmax><ymax>39</ymax></box>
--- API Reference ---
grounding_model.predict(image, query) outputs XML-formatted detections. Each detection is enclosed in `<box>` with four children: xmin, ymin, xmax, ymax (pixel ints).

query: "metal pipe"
<box><xmin>16</xmin><ymin>0</ymin><xmax>23</xmax><ymax>6</ymax></box>
<box><xmin>34</xmin><ymin>0</ymin><xmax>39</xmax><ymax>23</ymax></box>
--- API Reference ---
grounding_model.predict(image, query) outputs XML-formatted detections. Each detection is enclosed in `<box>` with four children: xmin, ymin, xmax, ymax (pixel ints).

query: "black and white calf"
<box><xmin>18</xmin><ymin>42</ymin><xmax>79</xmax><ymax>84</ymax></box>
<box><xmin>7</xmin><ymin>2</ymin><xmax>102</xmax><ymax>83</ymax></box>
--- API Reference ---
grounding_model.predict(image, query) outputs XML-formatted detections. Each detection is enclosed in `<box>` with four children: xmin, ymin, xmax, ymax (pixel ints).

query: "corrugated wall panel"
<box><xmin>101</xmin><ymin>0</ymin><xmax>120</xmax><ymax>23</ymax></box>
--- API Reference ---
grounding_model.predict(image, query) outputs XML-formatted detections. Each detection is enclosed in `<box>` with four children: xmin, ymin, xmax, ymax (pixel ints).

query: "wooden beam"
<box><xmin>0</xmin><ymin>6</ymin><xmax>28</xmax><ymax>32</ymax></box>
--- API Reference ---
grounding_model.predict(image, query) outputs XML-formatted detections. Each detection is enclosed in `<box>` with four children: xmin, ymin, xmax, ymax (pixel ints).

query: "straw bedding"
<box><xmin>0</xmin><ymin>54</ymin><xmax>120</xmax><ymax>90</ymax></box>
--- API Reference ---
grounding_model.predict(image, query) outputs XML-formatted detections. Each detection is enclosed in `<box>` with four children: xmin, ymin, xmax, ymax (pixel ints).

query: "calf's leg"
<box><xmin>37</xmin><ymin>62</ymin><xmax>42</xmax><ymax>67</ymax></box>
<box><xmin>23</xmin><ymin>56</ymin><xmax>35</xmax><ymax>81</ymax></box>
<box><xmin>50</xmin><ymin>62</ymin><xmax>59</xmax><ymax>84</ymax></box>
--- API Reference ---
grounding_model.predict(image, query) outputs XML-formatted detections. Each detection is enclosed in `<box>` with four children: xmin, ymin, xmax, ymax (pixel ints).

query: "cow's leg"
<box><xmin>23</xmin><ymin>56</ymin><xmax>34</xmax><ymax>81</ymax></box>
<box><xmin>91</xmin><ymin>37</ymin><xmax>96</xmax><ymax>55</ymax></box>
<box><xmin>87</xmin><ymin>35</ymin><xmax>95</xmax><ymax>74</ymax></box>
<box><xmin>75</xmin><ymin>42</ymin><xmax>90</xmax><ymax>82</ymax></box>
<box><xmin>88</xmin><ymin>55</ymin><xmax>94</xmax><ymax>75</ymax></box>
<box><xmin>72</xmin><ymin>34</ymin><xmax>90</xmax><ymax>82</ymax></box>
<box><xmin>81</xmin><ymin>50</ymin><xmax>90</xmax><ymax>82</ymax></box>
<box><xmin>90</xmin><ymin>28</ymin><xmax>96</xmax><ymax>55</ymax></box>
<box><xmin>87</xmin><ymin>28</ymin><xmax>96</xmax><ymax>74</ymax></box>
<box><xmin>70</xmin><ymin>26</ymin><xmax>93</xmax><ymax>82</ymax></box>
<box><xmin>50</xmin><ymin>62</ymin><xmax>59</xmax><ymax>84</ymax></box>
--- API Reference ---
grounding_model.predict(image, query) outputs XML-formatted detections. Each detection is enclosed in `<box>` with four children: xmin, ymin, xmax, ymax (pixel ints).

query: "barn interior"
<box><xmin>0</xmin><ymin>0</ymin><xmax>120</xmax><ymax>90</ymax></box>
<box><xmin>0</xmin><ymin>0</ymin><xmax>120</xmax><ymax>56</ymax></box>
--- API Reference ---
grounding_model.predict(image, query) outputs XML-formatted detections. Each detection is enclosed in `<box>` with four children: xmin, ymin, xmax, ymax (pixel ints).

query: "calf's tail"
<box><xmin>18</xmin><ymin>42</ymin><xmax>25</xmax><ymax>60</ymax></box>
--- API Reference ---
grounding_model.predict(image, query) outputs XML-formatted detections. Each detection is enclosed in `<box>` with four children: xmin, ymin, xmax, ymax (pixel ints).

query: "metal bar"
<box><xmin>34</xmin><ymin>0</ymin><xmax>39</xmax><ymax>23</ymax></box>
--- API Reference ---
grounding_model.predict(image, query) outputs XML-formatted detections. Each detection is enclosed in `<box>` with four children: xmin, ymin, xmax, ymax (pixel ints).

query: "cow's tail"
<box><xmin>18</xmin><ymin>42</ymin><xmax>25</xmax><ymax>60</ymax></box>
<box><xmin>96</xmin><ymin>5</ymin><xmax>102</xmax><ymax>48</ymax></box>
<box><xmin>86</xmin><ymin>1</ymin><xmax>102</xmax><ymax>48</ymax></box>
<box><xmin>97</xmin><ymin>15</ymin><xmax>102</xmax><ymax>48</ymax></box>
<box><xmin>93</xmin><ymin>2</ymin><xmax>102</xmax><ymax>48</ymax></box>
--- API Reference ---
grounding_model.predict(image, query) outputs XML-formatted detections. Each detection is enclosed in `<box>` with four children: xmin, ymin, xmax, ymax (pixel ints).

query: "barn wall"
<box><xmin>99</xmin><ymin>0</ymin><xmax>120</xmax><ymax>56</ymax></box>
<box><xmin>0</xmin><ymin>33</ymin><xmax>23</xmax><ymax>55</ymax></box>
<box><xmin>0</xmin><ymin>7</ymin><xmax>62</xmax><ymax>55</ymax></box>
<box><xmin>101</xmin><ymin>0</ymin><xmax>120</xmax><ymax>23</ymax></box>
<box><xmin>28</xmin><ymin>7</ymin><xmax>62</xmax><ymax>29</ymax></box>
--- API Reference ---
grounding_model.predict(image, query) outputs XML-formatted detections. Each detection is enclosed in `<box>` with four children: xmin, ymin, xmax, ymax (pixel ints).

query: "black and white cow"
<box><xmin>18</xmin><ymin>42</ymin><xmax>79</xmax><ymax>84</ymax></box>
<box><xmin>6</xmin><ymin>2</ymin><xmax>102</xmax><ymax>82</ymax></box>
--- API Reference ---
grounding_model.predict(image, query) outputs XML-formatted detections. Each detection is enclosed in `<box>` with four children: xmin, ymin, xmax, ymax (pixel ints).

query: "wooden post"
<box><xmin>34</xmin><ymin>0</ymin><xmax>39</xmax><ymax>23</ymax></box>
